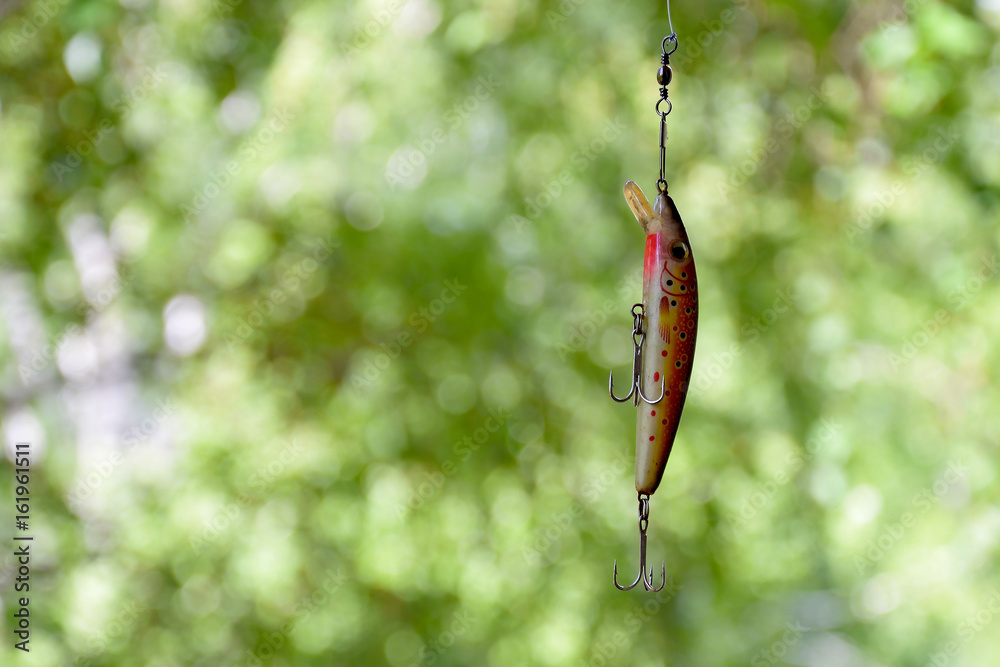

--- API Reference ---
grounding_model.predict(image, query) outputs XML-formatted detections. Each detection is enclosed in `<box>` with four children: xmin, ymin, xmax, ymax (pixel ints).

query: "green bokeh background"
<box><xmin>1</xmin><ymin>0</ymin><xmax>999</xmax><ymax>665</ymax></box>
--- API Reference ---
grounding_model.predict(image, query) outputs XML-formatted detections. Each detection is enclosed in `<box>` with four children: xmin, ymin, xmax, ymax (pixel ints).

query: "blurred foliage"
<box><xmin>1</xmin><ymin>0</ymin><xmax>1000</xmax><ymax>665</ymax></box>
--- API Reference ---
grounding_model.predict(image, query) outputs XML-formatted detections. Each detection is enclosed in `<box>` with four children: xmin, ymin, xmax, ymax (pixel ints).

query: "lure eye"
<box><xmin>669</xmin><ymin>240</ymin><xmax>689</xmax><ymax>262</ymax></box>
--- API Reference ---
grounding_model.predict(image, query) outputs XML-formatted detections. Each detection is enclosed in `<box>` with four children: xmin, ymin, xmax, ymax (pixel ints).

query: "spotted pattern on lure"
<box><xmin>624</xmin><ymin>180</ymin><xmax>698</xmax><ymax>495</ymax></box>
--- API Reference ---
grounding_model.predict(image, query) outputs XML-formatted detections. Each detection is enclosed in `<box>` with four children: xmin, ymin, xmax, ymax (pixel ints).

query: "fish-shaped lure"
<box><xmin>626</xmin><ymin>180</ymin><xmax>698</xmax><ymax>495</ymax></box>
<box><xmin>608</xmin><ymin>21</ymin><xmax>694</xmax><ymax>592</ymax></box>
<box><xmin>610</xmin><ymin>181</ymin><xmax>698</xmax><ymax>590</ymax></box>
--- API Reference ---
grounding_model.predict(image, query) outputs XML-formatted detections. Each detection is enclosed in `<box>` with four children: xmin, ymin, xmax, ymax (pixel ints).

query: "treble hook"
<box><xmin>609</xmin><ymin>304</ymin><xmax>666</xmax><ymax>405</ymax></box>
<box><xmin>613</xmin><ymin>494</ymin><xmax>666</xmax><ymax>591</ymax></box>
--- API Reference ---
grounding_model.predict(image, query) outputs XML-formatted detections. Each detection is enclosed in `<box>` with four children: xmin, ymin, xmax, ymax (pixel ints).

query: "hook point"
<box><xmin>638</xmin><ymin>373</ymin><xmax>666</xmax><ymax>404</ymax></box>
<box><xmin>646</xmin><ymin>562</ymin><xmax>666</xmax><ymax>592</ymax></box>
<box><xmin>612</xmin><ymin>558</ymin><xmax>642</xmax><ymax>591</ymax></box>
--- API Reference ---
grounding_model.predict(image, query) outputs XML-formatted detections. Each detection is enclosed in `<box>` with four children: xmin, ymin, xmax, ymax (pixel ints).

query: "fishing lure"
<box><xmin>608</xmin><ymin>22</ymin><xmax>698</xmax><ymax>591</ymax></box>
